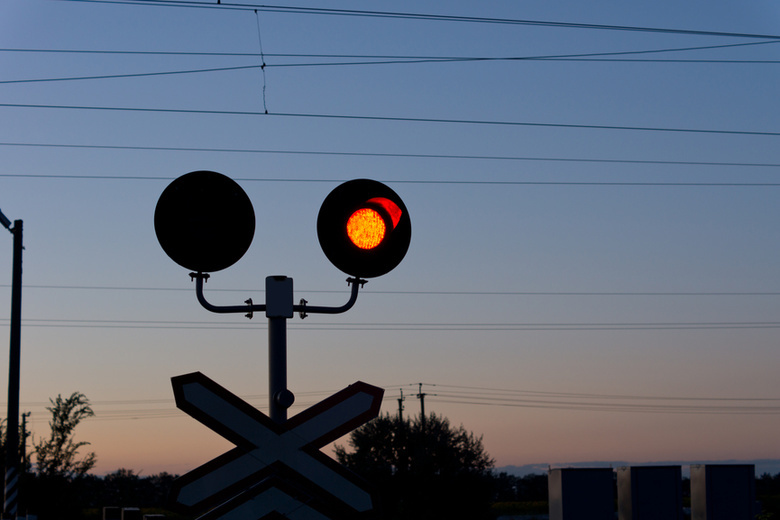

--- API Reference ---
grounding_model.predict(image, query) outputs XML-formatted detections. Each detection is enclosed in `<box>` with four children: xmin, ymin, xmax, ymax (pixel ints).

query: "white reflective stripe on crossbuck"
<box><xmin>213</xmin><ymin>487</ymin><xmax>331</xmax><ymax>520</ymax></box>
<box><xmin>176</xmin><ymin>379</ymin><xmax>374</xmax><ymax>512</ymax></box>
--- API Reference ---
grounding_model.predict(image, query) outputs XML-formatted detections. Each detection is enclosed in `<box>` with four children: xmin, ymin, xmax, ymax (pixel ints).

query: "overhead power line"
<box><xmin>431</xmin><ymin>383</ymin><xmax>780</xmax><ymax>402</ymax></box>
<box><xmin>0</xmin><ymin>65</ymin><xmax>261</xmax><ymax>85</ymax></box>
<box><xmin>431</xmin><ymin>396</ymin><xmax>780</xmax><ymax>415</ymax></box>
<box><xmin>3</xmin><ymin>318</ymin><xmax>780</xmax><ymax>331</ymax></box>
<box><xmin>10</xmin><ymin>390</ymin><xmax>340</xmax><ymax>423</ymax></box>
<box><xmin>2</xmin><ymin>40</ymin><xmax>778</xmax><ymax>80</ymax></box>
<box><xmin>261</xmin><ymin>40</ymin><xmax>780</xmax><ymax>67</ymax></box>
<box><xmin>29</xmin><ymin>383</ymin><xmax>780</xmax><ymax>419</ymax></box>
<box><xmin>3</xmin><ymin>58</ymin><xmax>778</xmax><ymax>86</ymax></box>
<box><xmin>9</xmin><ymin>381</ymin><xmax>780</xmax><ymax>422</ymax></box>
<box><xmin>4</xmin><ymin>283</ymin><xmax>780</xmax><ymax>296</ymax></box>
<box><xmin>3</xmin><ymin>141</ymin><xmax>780</xmax><ymax>170</ymax></box>
<box><xmin>3</xmin><ymin>389</ymin><xmax>337</xmax><ymax>409</ymax></box>
<box><xmin>54</xmin><ymin>1</ymin><xmax>780</xmax><ymax>41</ymax></box>
<box><xmin>2</xmin><ymin>104</ymin><xmax>780</xmax><ymax>138</ymax></box>
<box><xmin>426</xmin><ymin>384</ymin><xmax>780</xmax><ymax>414</ymax></box>
<box><xmin>2</xmin><ymin>173</ymin><xmax>779</xmax><ymax>187</ymax></box>
<box><xmin>275</xmin><ymin>112</ymin><xmax>780</xmax><ymax>137</ymax></box>
<box><xmin>1</xmin><ymin>173</ymin><xmax>778</xmax><ymax>187</ymax></box>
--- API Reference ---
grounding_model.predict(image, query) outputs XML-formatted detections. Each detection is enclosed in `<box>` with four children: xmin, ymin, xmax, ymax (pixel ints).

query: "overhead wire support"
<box><xmin>254</xmin><ymin>9</ymin><xmax>269</xmax><ymax>114</ymax></box>
<box><xmin>415</xmin><ymin>383</ymin><xmax>437</xmax><ymax>424</ymax></box>
<box><xmin>417</xmin><ymin>383</ymin><xmax>426</xmax><ymax>423</ymax></box>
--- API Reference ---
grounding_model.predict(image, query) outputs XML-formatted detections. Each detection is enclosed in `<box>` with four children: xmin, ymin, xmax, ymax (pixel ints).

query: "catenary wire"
<box><xmin>260</xmin><ymin>41</ymin><xmax>780</xmax><ymax>67</ymax></box>
<box><xmin>428</xmin><ymin>383</ymin><xmax>780</xmax><ymax>402</ymax></box>
<box><xmin>4</xmin><ymin>284</ymin><xmax>780</xmax><ymax>296</ymax></box>
<box><xmin>419</xmin><ymin>384</ymin><xmax>780</xmax><ymax>414</ymax></box>
<box><xmin>4</xmin><ymin>142</ymin><xmax>780</xmax><ymax>170</ymax></box>
<box><xmin>431</xmin><ymin>394</ymin><xmax>780</xmax><ymax>413</ymax></box>
<box><xmin>430</xmin><ymin>398</ymin><xmax>780</xmax><ymax>415</ymax></box>
<box><xmin>3</xmin><ymin>318</ymin><xmax>780</xmax><ymax>331</ymax></box>
<box><xmin>1</xmin><ymin>174</ymin><xmax>778</xmax><ymax>187</ymax></box>
<box><xmin>2</xmin><ymin>104</ymin><xmax>779</xmax><ymax>138</ymax></box>
<box><xmin>0</xmin><ymin>65</ymin><xmax>261</xmax><ymax>85</ymax></box>
<box><xmin>2</xmin><ymin>39</ymin><xmax>777</xmax><ymax>59</ymax></box>
<box><xmin>3</xmin><ymin>41</ymin><xmax>780</xmax><ymax>82</ymax></box>
<box><xmin>16</xmin><ymin>383</ymin><xmax>780</xmax><ymax>422</ymax></box>
<box><xmin>48</xmin><ymin>1</ymin><xmax>780</xmax><ymax>41</ymax></box>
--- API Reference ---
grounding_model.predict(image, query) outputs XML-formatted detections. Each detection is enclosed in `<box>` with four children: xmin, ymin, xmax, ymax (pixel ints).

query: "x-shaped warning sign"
<box><xmin>169</xmin><ymin>372</ymin><xmax>383</xmax><ymax>519</ymax></box>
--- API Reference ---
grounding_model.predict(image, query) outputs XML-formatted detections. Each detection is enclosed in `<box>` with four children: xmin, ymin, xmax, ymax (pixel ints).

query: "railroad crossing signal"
<box><xmin>155</xmin><ymin>173</ymin><xmax>410</xmax><ymax>518</ymax></box>
<box><xmin>170</xmin><ymin>372</ymin><xmax>383</xmax><ymax>520</ymax></box>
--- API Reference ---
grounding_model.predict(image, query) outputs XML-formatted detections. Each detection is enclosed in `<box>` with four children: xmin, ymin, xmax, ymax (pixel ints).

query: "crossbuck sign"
<box><xmin>170</xmin><ymin>372</ymin><xmax>384</xmax><ymax>519</ymax></box>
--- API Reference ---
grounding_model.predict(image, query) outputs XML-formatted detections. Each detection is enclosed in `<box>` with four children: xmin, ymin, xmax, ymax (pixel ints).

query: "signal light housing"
<box><xmin>317</xmin><ymin>179</ymin><xmax>411</xmax><ymax>278</ymax></box>
<box><xmin>154</xmin><ymin>171</ymin><xmax>256</xmax><ymax>273</ymax></box>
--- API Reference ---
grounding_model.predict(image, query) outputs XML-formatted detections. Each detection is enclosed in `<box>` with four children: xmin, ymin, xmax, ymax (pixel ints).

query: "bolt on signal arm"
<box><xmin>189</xmin><ymin>272</ymin><xmax>366</xmax><ymax>318</ymax></box>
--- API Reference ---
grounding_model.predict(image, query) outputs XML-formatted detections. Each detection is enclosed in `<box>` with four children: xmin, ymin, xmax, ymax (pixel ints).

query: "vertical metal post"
<box><xmin>265</xmin><ymin>276</ymin><xmax>294</xmax><ymax>424</ymax></box>
<box><xmin>4</xmin><ymin>220</ymin><xmax>22</xmax><ymax>518</ymax></box>
<box><xmin>268</xmin><ymin>317</ymin><xmax>287</xmax><ymax>423</ymax></box>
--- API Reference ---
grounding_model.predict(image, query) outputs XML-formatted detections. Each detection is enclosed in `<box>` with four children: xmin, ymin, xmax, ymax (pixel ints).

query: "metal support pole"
<box><xmin>4</xmin><ymin>220</ymin><xmax>22</xmax><ymax>518</ymax></box>
<box><xmin>268</xmin><ymin>316</ymin><xmax>289</xmax><ymax>423</ymax></box>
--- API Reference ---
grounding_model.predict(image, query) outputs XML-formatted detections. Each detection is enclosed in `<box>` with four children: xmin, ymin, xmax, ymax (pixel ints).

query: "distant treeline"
<box><xmin>16</xmin><ymin>468</ymin><xmax>780</xmax><ymax>519</ymax></box>
<box><xmin>19</xmin><ymin>469</ymin><xmax>181</xmax><ymax>520</ymax></box>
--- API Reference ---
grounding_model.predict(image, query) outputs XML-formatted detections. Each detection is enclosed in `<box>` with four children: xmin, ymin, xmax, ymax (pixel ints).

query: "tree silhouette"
<box><xmin>34</xmin><ymin>391</ymin><xmax>96</xmax><ymax>478</ymax></box>
<box><xmin>335</xmin><ymin>413</ymin><xmax>495</xmax><ymax>520</ymax></box>
<box><xmin>17</xmin><ymin>392</ymin><xmax>97</xmax><ymax>519</ymax></box>
<box><xmin>0</xmin><ymin>414</ymin><xmax>33</xmax><ymax>473</ymax></box>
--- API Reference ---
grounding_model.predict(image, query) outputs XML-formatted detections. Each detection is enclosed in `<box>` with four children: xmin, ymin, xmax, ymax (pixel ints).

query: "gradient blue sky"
<box><xmin>1</xmin><ymin>0</ymin><xmax>780</xmax><ymax>476</ymax></box>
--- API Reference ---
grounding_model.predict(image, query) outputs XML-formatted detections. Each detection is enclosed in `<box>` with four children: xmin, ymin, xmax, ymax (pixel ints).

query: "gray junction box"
<box><xmin>548</xmin><ymin>468</ymin><xmax>615</xmax><ymax>520</ymax></box>
<box><xmin>617</xmin><ymin>466</ymin><xmax>682</xmax><ymax>520</ymax></box>
<box><xmin>121</xmin><ymin>508</ymin><xmax>142</xmax><ymax>520</ymax></box>
<box><xmin>690</xmin><ymin>464</ymin><xmax>755</xmax><ymax>520</ymax></box>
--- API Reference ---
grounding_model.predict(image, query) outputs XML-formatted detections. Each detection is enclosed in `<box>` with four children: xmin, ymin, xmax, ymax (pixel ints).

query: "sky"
<box><xmin>1</xmin><ymin>0</ymin><xmax>780</xmax><ymax>477</ymax></box>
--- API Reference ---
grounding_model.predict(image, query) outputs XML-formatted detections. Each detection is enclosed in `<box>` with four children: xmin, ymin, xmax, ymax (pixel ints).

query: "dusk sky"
<box><xmin>1</xmin><ymin>0</ymin><xmax>780</xmax><ymax>476</ymax></box>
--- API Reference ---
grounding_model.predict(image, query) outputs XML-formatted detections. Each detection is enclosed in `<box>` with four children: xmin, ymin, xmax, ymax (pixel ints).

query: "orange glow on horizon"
<box><xmin>347</xmin><ymin>208</ymin><xmax>386</xmax><ymax>249</ymax></box>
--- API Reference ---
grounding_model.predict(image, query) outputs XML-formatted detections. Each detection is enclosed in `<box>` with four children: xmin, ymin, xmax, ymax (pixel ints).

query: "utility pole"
<box><xmin>20</xmin><ymin>412</ymin><xmax>30</xmax><ymax>470</ymax></box>
<box><xmin>397</xmin><ymin>389</ymin><xmax>405</xmax><ymax>419</ymax></box>
<box><xmin>416</xmin><ymin>383</ymin><xmax>426</xmax><ymax>425</ymax></box>
<box><xmin>1</xmin><ymin>209</ymin><xmax>22</xmax><ymax>520</ymax></box>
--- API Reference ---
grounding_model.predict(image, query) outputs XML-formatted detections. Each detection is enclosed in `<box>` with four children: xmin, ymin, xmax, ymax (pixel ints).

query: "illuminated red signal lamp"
<box><xmin>345</xmin><ymin>197</ymin><xmax>404</xmax><ymax>250</ymax></box>
<box><xmin>318</xmin><ymin>179</ymin><xmax>411</xmax><ymax>278</ymax></box>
